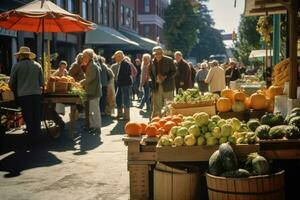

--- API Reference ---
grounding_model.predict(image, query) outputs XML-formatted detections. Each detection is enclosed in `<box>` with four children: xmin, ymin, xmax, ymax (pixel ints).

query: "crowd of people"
<box><xmin>8</xmin><ymin>45</ymin><xmax>246</xmax><ymax>142</ymax></box>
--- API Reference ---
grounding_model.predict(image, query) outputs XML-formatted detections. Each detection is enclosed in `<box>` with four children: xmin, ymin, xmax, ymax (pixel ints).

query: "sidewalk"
<box><xmin>0</xmin><ymin>102</ymin><xmax>150</xmax><ymax>200</ymax></box>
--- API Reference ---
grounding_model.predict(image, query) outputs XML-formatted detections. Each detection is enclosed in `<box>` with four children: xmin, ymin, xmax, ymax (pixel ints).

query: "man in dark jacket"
<box><xmin>174</xmin><ymin>51</ymin><xmax>192</xmax><ymax>92</ymax></box>
<box><xmin>149</xmin><ymin>46</ymin><xmax>176</xmax><ymax>118</ymax></box>
<box><xmin>229</xmin><ymin>61</ymin><xmax>241</xmax><ymax>82</ymax></box>
<box><xmin>113</xmin><ymin>50</ymin><xmax>132</xmax><ymax>120</ymax></box>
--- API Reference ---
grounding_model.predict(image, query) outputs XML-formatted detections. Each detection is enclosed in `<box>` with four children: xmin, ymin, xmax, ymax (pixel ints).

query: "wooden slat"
<box><xmin>250</xmin><ymin>6</ymin><xmax>287</xmax><ymax>13</ymax></box>
<box><xmin>260</xmin><ymin>149</ymin><xmax>300</xmax><ymax>159</ymax></box>
<box><xmin>154</xmin><ymin>169</ymin><xmax>172</xmax><ymax>200</ymax></box>
<box><xmin>128</xmin><ymin>152</ymin><xmax>157</xmax><ymax>161</ymax></box>
<box><xmin>140</xmin><ymin>145</ymin><xmax>156</xmax><ymax>152</ymax></box>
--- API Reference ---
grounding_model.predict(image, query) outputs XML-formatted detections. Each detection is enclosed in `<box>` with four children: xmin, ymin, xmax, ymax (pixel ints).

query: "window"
<box><xmin>89</xmin><ymin>0</ymin><xmax>94</xmax><ymax>21</ymax></box>
<box><xmin>120</xmin><ymin>5</ymin><xmax>124</xmax><ymax>25</ymax></box>
<box><xmin>130</xmin><ymin>9</ymin><xmax>134</xmax><ymax>29</ymax></box>
<box><xmin>144</xmin><ymin>0</ymin><xmax>150</xmax><ymax>13</ymax></box>
<box><xmin>103</xmin><ymin>0</ymin><xmax>108</xmax><ymax>25</ymax></box>
<box><xmin>144</xmin><ymin>25</ymin><xmax>150</xmax><ymax>38</ymax></box>
<box><xmin>125</xmin><ymin>7</ymin><xmax>130</xmax><ymax>26</ymax></box>
<box><xmin>112</xmin><ymin>2</ymin><xmax>116</xmax><ymax>28</ymax></box>
<box><xmin>97</xmin><ymin>0</ymin><xmax>102</xmax><ymax>24</ymax></box>
<box><xmin>56</xmin><ymin>0</ymin><xmax>64</xmax><ymax>8</ymax></box>
<box><xmin>82</xmin><ymin>0</ymin><xmax>88</xmax><ymax>19</ymax></box>
<box><xmin>67</xmin><ymin>0</ymin><xmax>74</xmax><ymax>13</ymax></box>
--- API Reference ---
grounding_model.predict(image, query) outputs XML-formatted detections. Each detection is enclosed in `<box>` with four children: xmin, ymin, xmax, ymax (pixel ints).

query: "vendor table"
<box><xmin>43</xmin><ymin>93</ymin><xmax>82</xmax><ymax>139</ymax></box>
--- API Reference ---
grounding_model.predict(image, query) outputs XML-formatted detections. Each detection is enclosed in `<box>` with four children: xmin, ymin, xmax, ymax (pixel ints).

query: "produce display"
<box><xmin>272</xmin><ymin>58</ymin><xmax>289</xmax><ymax>87</ymax></box>
<box><xmin>172</xmin><ymin>88</ymin><xmax>218</xmax><ymax>108</ymax></box>
<box><xmin>208</xmin><ymin>143</ymin><xmax>270</xmax><ymax>177</ymax></box>
<box><xmin>0</xmin><ymin>82</ymin><xmax>11</xmax><ymax>92</ymax></box>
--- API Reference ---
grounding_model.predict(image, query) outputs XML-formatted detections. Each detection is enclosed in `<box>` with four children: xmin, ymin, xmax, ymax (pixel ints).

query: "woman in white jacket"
<box><xmin>205</xmin><ymin>60</ymin><xmax>226</xmax><ymax>95</ymax></box>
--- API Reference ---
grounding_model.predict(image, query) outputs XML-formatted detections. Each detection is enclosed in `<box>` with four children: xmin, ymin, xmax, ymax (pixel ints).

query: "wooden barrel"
<box><xmin>206</xmin><ymin>171</ymin><xmax>285</xmax><ymax>200</ymax></box>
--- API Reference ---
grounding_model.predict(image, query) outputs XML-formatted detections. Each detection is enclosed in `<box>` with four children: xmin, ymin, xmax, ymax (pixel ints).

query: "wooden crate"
<box><xmin>218</xmin><ymin>111</ymin><xmax>250</xmax><ymax>121</ymax></box>
<box><xmin>154</xmin><ymin>163</ymin><xmax>203</xmax><ymax>200</ymax></box>
<box><xmin>169</xmin><ymin>105</ymin><xmax>216</xmax><ymax>116</ymax></box>
<box><xmin>206</xmin><ymin>171</ymin><xmax>285</xmax><ymax>200</ymax></box>
<box><xmin>259</xmin><ymin>139</ymin><xmax>300</xmax><ymax>159</ymax></box>
<box><xmin>46</xmin><ymin>82</ymin><xmax>69</xmax><ymax>93</ymax></box>
<box><xmin>156</xmin><ymin>144</ymin><xmax>259</xmax><ymax>162</ymax></box>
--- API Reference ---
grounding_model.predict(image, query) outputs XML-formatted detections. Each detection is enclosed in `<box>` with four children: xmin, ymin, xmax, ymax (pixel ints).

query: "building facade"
<box><xmin>137</xmin><ymin>0</ymin><xmax>168</xmax><ymax>44</ymax></box>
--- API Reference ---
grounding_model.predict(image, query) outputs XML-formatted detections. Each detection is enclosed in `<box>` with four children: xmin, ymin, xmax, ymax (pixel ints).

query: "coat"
<box><xmin>205</xmin><ymin>66</ymin><xmax>226</xmax><ymax>93</ymax></box>
<box><xmin>175</xmin><ymin>59</ymin><xmax>192</xmax><ymax>90</ymax></box>
<box><xmin>85</xmin><ymin>61</ymin><xmax>101</xmax><ymax>99</ymax></box>
<box><xmin>149</xmin><ymin>56</ymin><xmax>176</xmax><ymax>92</ymax></box>
<box><xmin>68</xmin><ymin>62</ymin><xmax>85</xmax><ymax>82</ymax></box>
<box><xmin>117</xmin><ymin>59</ymin><xmax>132</xmax><ymax>86</ymax></box>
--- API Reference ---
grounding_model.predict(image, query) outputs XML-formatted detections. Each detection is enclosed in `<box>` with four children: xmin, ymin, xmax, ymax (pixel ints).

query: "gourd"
<box><xmin>250</xmin><ymin>92</ymin><xmax>267</xmax><ymax>110</ymax></box>
<box><xmin>208</xmin><ymin>150</ymin><xmax>224</xmax><ymax>176</ymax></box>
<box><xmin>233</xmin><ymin>90</ymin><xmax>246</xmax><ymax>102</ymax></box>
<box><xmin>216</xmin><ymin>97</ymin><xmax>232</xmax><ymax>112</ymax></box>
<box><xmin>255</xmin><ymin>125</ymin><xmax>270</xmax><ymax>139</ymax></box>
<box><xmin>125</xmin><ymin>122</ymin><xmax>142</xmax><ymax>136</ymax></box>
<box><xmin>221</xmin><ymin>87</ymin><xmax>234</xmax><ymax>101</ymax></box>
<box><xmin>218</xmin><ymin>143</ymin><xmax>238</xmax><ymax>171</ymax></box>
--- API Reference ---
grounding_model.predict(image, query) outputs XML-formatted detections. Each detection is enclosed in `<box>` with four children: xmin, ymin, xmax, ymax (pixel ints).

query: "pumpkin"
<box><xmin>140</xmin><ymin>123</ymin><xmax>147</xmax><ymax>135</ymax></box>
<box><xmin>125</xmin><ymin>122</ymin><xmax>142</xmax><ymax>136</ymax></box>
<box><xmin>156</xmin><ymin>127</ymin><xmax>167</xmax><ymax>135</ymax></box>
<box><xmin>159</xmin><ymin>119</ymin><xmax>167</xmax><ymax>127</ymax></box>
<box><xmin>232</xmin><ymin>101</ymin><xmax>245</xmax><ymax>112</ymax></box>
<box><xmin>164</xmin><ymin>116</ymin><xmax>173</xmax><ymax>121</ymax></box>
<box><xmin>266</xmin><ymin>98</ymin><xmax>274</xmax><ymax>113</ymax></box>
<box><xmin>267</xmin><ymin>85</ymin><xmax>283</xmax><ymax>99</ymax></box>
<box><xmin>149</xmin><ymin>122</ymin><xmax>160</xmax><ymax>129</ymax></box>
<box><xmin>221</xmin><ymin>88</ymin><xmax>234</xmax><ymax>101</ymax></box>
<box><xmin>177</xmin><ymin>114</ymin><xmax>184</xmax><ymax>119</ymax></box>
<box><xmin>250</xmin><ymin>92</ymin><xmax>267</xmax><ymax>110</ymax></box>
<box><xmin>172</xmin><ymin>116</ymin><xmax>182</xmax><ymax>125</ymax></box>
<box><xmin>244</xmin><ymin>97</ymin><xmax>251</xmax><ymax>110</ymax></box>
<box><xmin>216</xmin><ymin>97</ymin><xmax>232</xmax><ymax>112</ymax></box>
<box><xmin>151</xmin><ymin>116</ymin><xmax>160</xmax><ymax>123</ymax></box>
<box><xmin>233</xmin><ymin>90</ymin><xmax>246</xmax><ymax>102</ymax></box>
<box><xmin>145</xmin><ymin>125</ymin><xmax>157</xmax><ymax>137</ymax></box>
<box><xmin>164</xmin><ymin>121</ymin><xmax>176</xmax><ymax>133</ymax></box>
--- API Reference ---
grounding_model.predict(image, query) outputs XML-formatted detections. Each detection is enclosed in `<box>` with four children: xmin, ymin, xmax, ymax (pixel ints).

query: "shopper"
<box><xmin>149</xmin><ymin>46</ymin><xmax>176</xmax><ymax>118</ymax></box>
<box><xmin>53</xmin><ymin>60</ymin><xmax>68</xmax><ymax>77</ymax></box>
<box><xmin>205</xmin><ymin>60</ymin><xmax>226</xmax><ymax>95</ymax></box>
<box><xmin>113</xmin><ymin>51</ymin><xmax>132</xmax><ymax>121</ymax></box>
<box><xmin>174</xmin><ymin>51</ymin><xmax>192</xmax><ymax>92</ymax></box>
<box><xmin>81</xmin><ymin>48</ymin><xmax>102</xmax><ymax>134</ymax></box>
<box><xmin>138</xmin><ymin>53</ymin><xmax>151</xmax><ymax>110</ymax></box>
<box><xmin>195</xmin><ymin>62</ymin><xmax>209</xmax><ymax>94</ymax></box>
<box><xmin>69</xmin><ymin>53</ymin><xmax>85</xmax><ymax>82</ymax></box>
<box><xmin>9</xmin><ymin>46</ymin><xmax>44</xmax><ymax>144</ymax></box>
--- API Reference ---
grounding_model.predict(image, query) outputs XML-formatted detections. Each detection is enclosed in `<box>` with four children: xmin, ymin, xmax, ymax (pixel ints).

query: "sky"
<box><xmin>205</xmin><ymin>0</ymin><xmax>245</xmax><ymax>33</ymax></box>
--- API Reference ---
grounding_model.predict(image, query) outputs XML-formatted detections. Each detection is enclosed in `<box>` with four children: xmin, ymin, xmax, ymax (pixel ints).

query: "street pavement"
<box><xmin>0</xmin><ymin>101</ymin><xmax>150</xmax><ymax>200</ymax></box>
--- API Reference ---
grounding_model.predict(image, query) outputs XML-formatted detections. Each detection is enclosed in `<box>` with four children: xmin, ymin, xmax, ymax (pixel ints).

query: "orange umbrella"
<box><xmin>0</xmin><ymin>0</ymin><xmax>95</xmax><ymax>32</ymax></box>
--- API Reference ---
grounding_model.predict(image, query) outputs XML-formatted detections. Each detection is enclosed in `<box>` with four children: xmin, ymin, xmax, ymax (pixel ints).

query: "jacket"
<box><xmin>149</xmin><ymin>56</ymin><xmax>176</xmax><ymax>92</ymax></box>
<box><xmin>117</xmin><ymin>59</ymin><xmax>132</xmax><ymax>86</ymax></box>
<box><xmin>85</xmin><ymin>61</ymin><xmax>101</xmax><ymax>99</ymax></box>
<box><xmin>205</xmin><ymin>66</ymin><xmax>226</xmax><ymax>92</ymax></box>
<box><xmin>175</xmin><ymin>59</ymin><xmax>192</xmax><ymax>90</ymax></box>
<box><xmin>9</xmin><ymin>59</ymin><xmax>44</xmax><ymax>97</ymax></box>
<box><xmin>69</xmin><ymin>62</ymin><xmax>85</xmax><ymax>82</ymax></box>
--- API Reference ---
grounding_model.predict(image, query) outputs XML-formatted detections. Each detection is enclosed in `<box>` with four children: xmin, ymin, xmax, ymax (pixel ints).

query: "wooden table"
<box><xmin>43</xmin><ymin>93</ymin><xmax>82</xmax><ymax>139</ymax></box>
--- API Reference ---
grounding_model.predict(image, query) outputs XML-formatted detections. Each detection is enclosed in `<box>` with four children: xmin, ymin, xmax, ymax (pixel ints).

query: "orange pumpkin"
<box><xmin>233</xmin><ymin>90</ymin><xmax>246</xmax><ymax>102</ymax></box>
<box><xmin>125</xmin><ymin>122</ymin><xmax>142</xmax><ymax>136</ymax></box>
<box><xmin>156</xmin><ymin>127</ymin><xmax>167</xmax><ymax>135</ymax></box>
<box><xmin>216</xmin><ymin>97</ymin><xmax>232</xmax><ymax>112</ymax></box>
<box><xmin>149</xmin><ymin>122</ymin><xmax>160</xmax><ymax>129</ymax></box>
<box><xmin>221</xmin><ymin>88</ymin><xmax>234</xmax><ymax>101</ymax></box>
<box><xmin>145</xmin><ymin>125</ymin><xmax>157</xmax><ymax>137</ymax></box>
<box><xmin>267</xmin><ymin>85</ymin><xmax>283</xmax><ymax>99</ymax></box>
<box><xmin>172</xmin><ymin>116</ymin><xmax>182</xmax><ymax>125</ymax></box>
<box><xmin>244</xmin><ymin>97</ymin><xmax>251</xmax><ymax>110</ymax></box>
<box><xmin>267</xmin><ymin>98</ymin><xmax>274</xmax><ymax>112</ymax></box>
<box><xmin>250</xmin><ymin>92</ymin><xmax>267</xmax><ymax>110</ymax></box>
<box><xmin>151</xmin><ymin>116</ymin><xmax>160</xmax><ymax>123</ymax></box>
<box><xmin>177</xmin><ymin>114</ymin><xmax>184</xmax><ymax>119</ymax></box>
<box><xmin>158</xmin><ymin>119</ymin><xmax>167</xmax><ymax>127</ymax></box>
<box><xmin>164</xmin><ymin>121</ymin><xmax>176</xmax><ymax>133</ymax></box>
<box><xmin>140</xmin><ymin>123</ymin><xmax>147</xmax><ymax>135</ymax></box>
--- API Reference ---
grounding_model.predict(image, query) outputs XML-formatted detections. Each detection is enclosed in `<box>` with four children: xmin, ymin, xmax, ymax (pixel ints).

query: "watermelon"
<box><xmin>255</xmin><ymin>125</ymin><xmax>271</xmax><ymax>139</ymax></box>
<box><xmin>218</xmin><ymin>143</ymin><xmax>238</xmax><ymax>171</ymax></box>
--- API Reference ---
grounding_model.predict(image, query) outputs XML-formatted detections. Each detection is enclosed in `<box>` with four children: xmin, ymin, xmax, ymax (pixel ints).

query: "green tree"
<box><xmin>163</xmin><ymin>0</ymin><xmax>199</xmax><ymax>56</ymax></box>
<box><xmin>189</xmin><ymin>1</ymin><xmax>226</xmax><ymax>62</ymax></box>
<box><xmin>232</xmin><ymin>15</ymin><xmax>261</xmax><ymax>65</ymax></box>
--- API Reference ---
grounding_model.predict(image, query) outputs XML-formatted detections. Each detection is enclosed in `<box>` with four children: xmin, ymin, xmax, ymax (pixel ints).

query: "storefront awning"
<box><xmin>85</xmin><ymin>25</ymin><xmax>139</xmax><ymax>46</ymax></box>
<box><xmin>244</xmin><ymin>0</ymin><xmax>287</xmax><ymax>16</ymax></box>
<box><xmin>249</xmin><ymin>49</ymin><xmax>273</xmax><ymax>58</ymax></box>
<box><xmin>120</xmin><ymin>30</ymin><xmax>163</xmax><ymax>51</ymax></box>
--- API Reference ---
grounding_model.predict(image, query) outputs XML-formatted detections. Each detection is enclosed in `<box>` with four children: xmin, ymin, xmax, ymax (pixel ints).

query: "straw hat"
<box><xmin>111</xmin><ymin>50</ymin><xmax>124</xmax><ymax>59</ymax></box>
<box><xmin>15</xmin><ymin>46</ymin><xmax>36</xmax><ymax>60</ymax></box>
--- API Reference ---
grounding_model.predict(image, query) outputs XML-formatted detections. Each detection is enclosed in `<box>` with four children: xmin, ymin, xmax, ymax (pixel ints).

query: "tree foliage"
<box><xmin>189</xmin><ymin>1</ymin><xmax>226</xmax><ymax>62</ymax></box>
<box><xmin>163</xmin><ymin>0</ymin><xmax>199</xmax><ymax>56</ymax></box>
<box><xmin>232</xmin><ymin>15</ymin><xmax>261</xmax><ymax>65</ymax></box>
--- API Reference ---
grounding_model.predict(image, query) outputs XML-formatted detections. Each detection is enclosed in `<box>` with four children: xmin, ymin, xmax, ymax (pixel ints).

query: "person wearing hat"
<box><xmin>53</xmin><ymin>60</ymin><xmax>68</xmax><ymax>77</ymax></box>
<box><xmin>9</xmin><ymin>46</ymin><xmax>44</xmax><ymax>144</ymax></box>
<box><xmin>228</xmin><ymin>60</ymin><xmax>241</xmax><ymax>82</ymax></box>
<box><xmin>149</xmin><ymin>46</ymin><xmax>176</xmax><ymax>118</ymax></box>
<box><xmin>112</xmin><ymin>50</ymin><xmax>132</xmax><ymax>120</ymax></box>
<box><xmin>204</xmin><ymin>60</ymin><xmax>226</xmax><ymax>95</ymax></box>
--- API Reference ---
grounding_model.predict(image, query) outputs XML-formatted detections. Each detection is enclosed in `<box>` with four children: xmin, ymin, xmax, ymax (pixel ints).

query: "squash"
<box><xmin>255</xmin><ymin>125</ymin><xmax>271</xmax><ymax>139</ymax></box>
<box><xmin>247</xmin><ymin>153</ymin><xmax>270</xmax><ymax>175</ymax></box>
<box><xmin>221</xmin><ymin>169</ymin><xmax>250</xmax><ymax>178</ymax></box>
<box><xmin>291</xmin><ymin>107</ymin><xmax>300</xmax><ymax>114</ymax></box>
<box><xmin>250</xmin><ymin>92</ymin><xmax>267</xmax><ymax>110</ymax></box>
<box><xmin>232</xmin><ymin>101</ymin><xmax>245</xmax><ymax>112</ymax></box>
<box><xmin>247</xmin><ymin>119</ymin><xmax>261</xmax><ymax>132</ymax></box>
<box><xmin>269</xmin><ymin>125</ymin><xmax>286</xmax><ymax>139</ymax></box>
<box><xmin>125</xmin><ymin>122</ymin><xmax>142</xmax><ymax>136</ymax></box>
<box><xmin>216</xmin><ymin>97</ymin><xmax>232</xmax><ymax>112</ymax></box>
<box><xmin>140</xmin><ymin>123</ymin><xmax>147</xmax><ymax>135</ymax></box>
<box><xmin>221</xmin><ymin>87</ymin><xmax>234</xmax><ymax>101</ymax></box>
<box><xmin>145</xmin><ymin>125</ymin><xmax>157</xmax><ymax>137</ymax></box>
<box><xmin>156</xmin><ymin>127</ymin><xmax>167</xmax><ymax>135</ymax></box>
<box><xmin>172</xmin><ymin>116</ymin><xmax>182</xmax><ymax>125</ymax></box>
<box><xmin>288</xmin><ymin>116</ymin><xmax>300</xmax><ymax>129</ymax></box>
<box><xmin>244</xmin><ymin>97</ymin><xmax>251</xmax><ymax>110</ymax></box>
<box><xmin>285</xmin><ymin>125</ymin><xmax>300</xmax><ymax>139</ymax></box>
<box><xmin>208</xmin><ymin>150</ymin><xmax>224</xmax><ymax>176</ymax></box>
<box><xmin>218</xmin><ymin>143</ymin><xmax>238</xmax><ymax>171</ymax></box>
<box><xmin>268</xmin><ymin>85</ymin><xmax>283</xmax><ymax>99</ymax></box>
<box><xmin>158</xmin><ymin>119</ymin><xmax>167</xmax><ymax>127</ymax></box>
<box><xmin>164</xmin><ymin>121</ymin><xmax>176</xmax><ymax>133</ymax></box>
<box><xmin>233</xmin><ymin>90</ymin><xmax>246</xmax><ymax>102</ymax></box>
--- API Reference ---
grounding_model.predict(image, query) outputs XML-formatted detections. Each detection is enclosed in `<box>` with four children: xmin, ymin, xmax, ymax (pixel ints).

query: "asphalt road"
<box><xmin>0</xmin><ymin>102</ymin><xmax>150</xmax><ymax>200</ymax></box>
